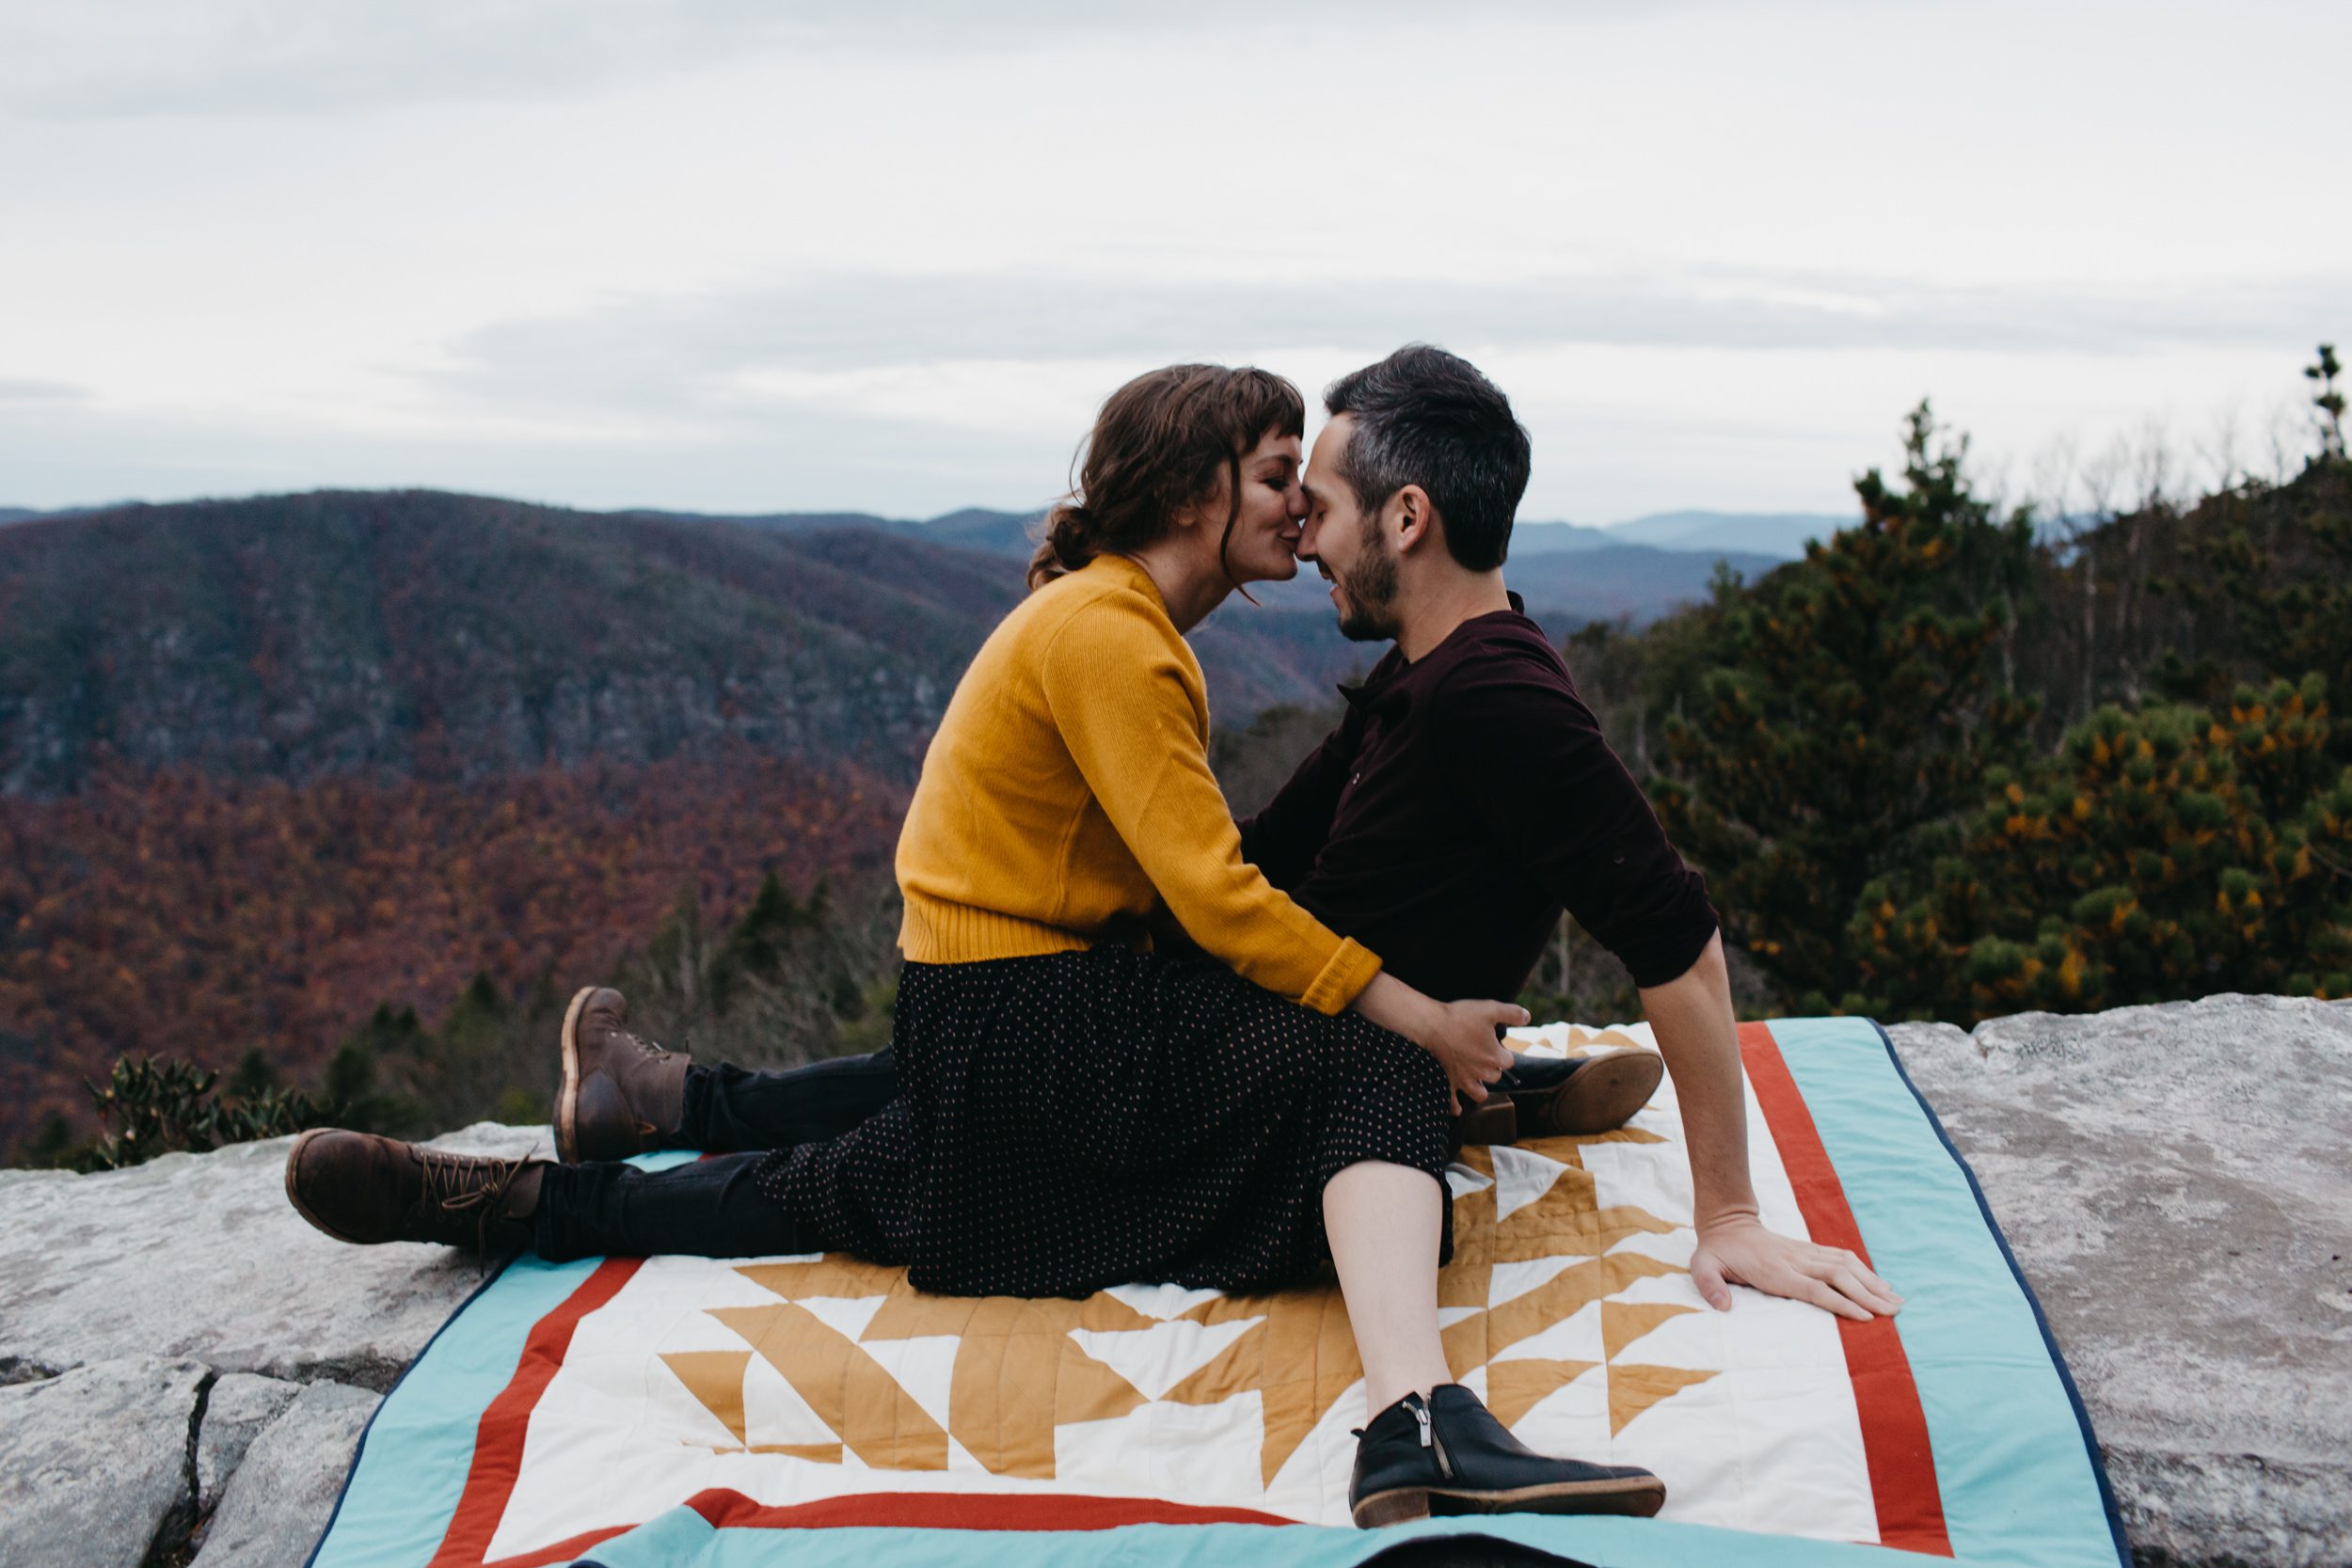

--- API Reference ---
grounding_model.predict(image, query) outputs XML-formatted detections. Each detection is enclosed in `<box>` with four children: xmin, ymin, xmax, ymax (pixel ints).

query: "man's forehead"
<box><xmin>1303</xmin><ymin>416</ymin><xmax>1352</xmax><ymax>497</ymax></box>
<box><xmin>1306</xmin><ymin>415</ymin><xmax>1353</xmax><ymax>465</ymax></box>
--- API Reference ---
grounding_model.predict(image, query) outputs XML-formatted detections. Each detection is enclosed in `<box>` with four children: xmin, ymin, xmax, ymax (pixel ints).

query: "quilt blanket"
<box><xmin>305</xmin><ymin>1018</ymin><xmax>2129</xmax><ymax>1568</ymax></box>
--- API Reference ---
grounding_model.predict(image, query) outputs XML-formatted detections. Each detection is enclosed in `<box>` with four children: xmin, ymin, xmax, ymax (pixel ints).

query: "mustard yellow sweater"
<box><xmin>896</xmin><ymin>554</ymin><xmax>1382</xmax><ymax>1015</ymax></box>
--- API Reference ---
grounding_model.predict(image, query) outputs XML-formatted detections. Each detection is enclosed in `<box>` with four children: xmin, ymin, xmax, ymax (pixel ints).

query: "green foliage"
<box><xmin>707</xmin><ymin>873</ymin><xmax>828</xmax><ymax>1014</ymax></box>
<box><xmin>225</xmin><ymin>1046</ymin><xmax>278</xmax><ymax>1101</ymax></box>
<box><xmin>22</xmin><ymin>1112</ymin><xmax>91</xmax><ymax>1170</ymax></box>
<box><xmin>76</xmin><ymin>1053</ymin><xmax>335</xmax><ymax>1171</ymax></box>
<box><xmin>2310</xmin><ymin>343</ymin><xmax>2345</xmax><ymax>459</ymax></box>
<box><xmin>1651</xmin><ymin>401</ymin><xmax>2041</xmax><ymax>1006</ymax></box>
<box><xmin>618</xmin><ymin>875</ymin><xmax>903</xmax><ymax>1073</ymax></box>
<box><xmin>1848</xmin><ymin>678</ymin><xmax>2352</xmax><ymax>1022</ymax></box>
<box><xmin>2153</xmin><ymin>441</ymin><xmax>2352</xmax><ymax>764</ymax></box>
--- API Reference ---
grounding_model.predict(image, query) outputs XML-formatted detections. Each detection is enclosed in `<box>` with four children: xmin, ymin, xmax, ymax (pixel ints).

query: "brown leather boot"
<box><xmin>556</xmin><ymin>986</ymin><xmax>689</xmax><ymax>1164</ymax></box>
<box><xmin>283</xmin><ymin>1129</ymin><xmax>545</xmax><ymax>1254</ymax></box>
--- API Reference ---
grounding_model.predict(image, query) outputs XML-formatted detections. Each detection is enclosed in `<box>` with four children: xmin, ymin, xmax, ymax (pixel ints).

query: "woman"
<box><xmin>285</xmin><ymin>364</ymin><xmax>1666</xmax><ymax>1527</ymax></box>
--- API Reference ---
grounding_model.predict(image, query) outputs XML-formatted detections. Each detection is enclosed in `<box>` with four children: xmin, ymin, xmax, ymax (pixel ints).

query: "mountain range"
<box><xmin>0</xmin><ymin>489</ymin><xmax>1790</xmax><ymax>799</ymax></box>
<box><xmin>0</xmin><ymin>486</ymin><xmax>1809</xmax><ymax>1151</ymax></box>
<box><xmin>611</xmin><ymin>504</ymin><xmax>1846</xmax><ymax>562</ymax></box>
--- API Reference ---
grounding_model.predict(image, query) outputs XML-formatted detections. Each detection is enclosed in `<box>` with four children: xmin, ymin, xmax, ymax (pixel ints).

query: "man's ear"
<box><xmin>1392</xmin><ymin>484</ymin><xmax>1439</xmax><ymax>555</ymax></box>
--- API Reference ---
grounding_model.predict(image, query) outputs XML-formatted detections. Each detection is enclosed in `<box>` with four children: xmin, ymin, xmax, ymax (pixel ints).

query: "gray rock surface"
<box><xmin>195</xmin><ymin>1371</ymin><xmax>300</xmax><ymax>1513</ymax></box>
<box><xmin>0</xmin><ymin>1122</ymin><xmax>545</xmax><ymax>1391</ymax></box>
<box><xmin>1888</xmin><ymin>993</ymin><xmax>2352</xmax><ymax>1568</ymax></box>
<box><xmin>0</xmin><ymin>1356</ymin><xmax>211</xmax><ymax>1568</ymax></box>
<box><xmin>6</xmin><ymin>1005</ymin><xmax>2346</xmax><ymax>1568</ymax></box>
<box><xmin>189</xmin><ymin>1379</ymin><xmax>379</xmax><ymax>1568</ymax></box>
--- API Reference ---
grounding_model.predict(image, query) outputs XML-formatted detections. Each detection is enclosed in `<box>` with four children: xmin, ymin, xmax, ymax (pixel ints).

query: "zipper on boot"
<box><xmin>1410</xmin><ymin>1395</ymin><xmax>1454</xmax><ymax>1481</ymax></box>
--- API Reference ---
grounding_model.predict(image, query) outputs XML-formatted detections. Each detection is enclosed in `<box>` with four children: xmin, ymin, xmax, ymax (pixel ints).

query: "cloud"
<box><xmin>0</xmin><ymin>0</ymin><xmax>1643</xmax><ymax>118</ymax></box>
<box><xmin>0</xmin><ymin>380</ymin><xmax>85</xmax><ymax>404</ymax></box>
<box><xmin>0</xmin><ymin>381</ymin><xmax>1066</xmax><ymax>515</ymax></box>
<box><xmin>433</xmin><ymin>266</ymin><xmax>2345</xmax><ymax>423</ymax></box>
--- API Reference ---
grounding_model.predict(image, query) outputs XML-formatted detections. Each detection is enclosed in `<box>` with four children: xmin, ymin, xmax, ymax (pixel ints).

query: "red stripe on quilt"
<box><xmin>431</xmin><ymin>1256</ymin><xmax>646</xmax><ymax>1568</ymax></box>
<box><xmin>1739</xmin><ymin>1021</ymin><xmax>1952</xmax><ymax>1557</ymax></box>
<box><xmin>476</xmin><ymin>1524</ymin><xmax>635</xmax><ymax>1568</ymax></box>
<box><xmin>686</xmin><ymin>1487</ymin><xmax>1294</xmax><ymax>1531</ymax></box>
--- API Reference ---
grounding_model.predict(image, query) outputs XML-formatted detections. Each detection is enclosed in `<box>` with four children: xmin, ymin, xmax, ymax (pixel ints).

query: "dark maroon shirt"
<box><xmin>1237</xmin><ymin>596</ymin><xmax>1718</xmax><ymax>1004</ymax></box>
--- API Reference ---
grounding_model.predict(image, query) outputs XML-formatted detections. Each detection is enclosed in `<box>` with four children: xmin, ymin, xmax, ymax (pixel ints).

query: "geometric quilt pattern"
<box><xmin>304</xmin><ymin>1019</ymin><xmax>2130</xmax><ymax>1568</ymax></box>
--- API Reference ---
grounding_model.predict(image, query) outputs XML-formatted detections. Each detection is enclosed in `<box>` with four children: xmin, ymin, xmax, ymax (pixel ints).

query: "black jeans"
<box><xmin>680</xmin><ymin>1046</ymin><xmax>901</xmax><ymax>1152</ymax></box>
<box><xmin>531</xmin><ymin>1048</ymin><xmax>902</xmax><ymax>1261</ymax></box>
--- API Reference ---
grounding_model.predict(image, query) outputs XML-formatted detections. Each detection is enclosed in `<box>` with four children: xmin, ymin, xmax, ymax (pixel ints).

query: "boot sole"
<box><xmin>1518</xmin><ymin>1050</ymin><xmax>1665</xmax><ymax>1138</ymax></box>
<box><xmin>1352</xmin><ymin>1474</ymin><xmax>1667</xmax><ymax>1528</ymax></box>
<box><xmin>556</xmin><ymin>985</ymin><xmax>595</xmax><ymax>1164</ymax></box>
<box><xmin>284</xmin><ymin>1128</ymin><xmax>369</xmax><ymax>1246</ymax></box>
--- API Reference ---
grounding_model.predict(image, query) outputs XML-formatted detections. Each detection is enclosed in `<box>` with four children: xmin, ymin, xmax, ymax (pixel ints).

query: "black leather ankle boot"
<box><xmin>1348</xmin><ymin>1384</ymin><xmax>1666</xmax><ymax>1528</ymax></box>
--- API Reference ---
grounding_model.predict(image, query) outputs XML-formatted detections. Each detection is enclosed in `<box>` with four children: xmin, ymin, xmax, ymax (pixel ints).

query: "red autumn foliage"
<box><xmin>0</xmin><ymin>752</ymin><xmax>904</xmax><ymax>1154</ymax></box>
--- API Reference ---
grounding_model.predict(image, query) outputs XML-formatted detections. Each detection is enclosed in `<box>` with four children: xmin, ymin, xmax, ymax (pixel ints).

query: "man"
<box><xmin>543</xmin><ymin>344</ymin><xmax>1898</xmax><ymax>1324</ymax></box>
<box><xmin>1276</xmin><ymin>346</ymin><xmax>1896</xmax><ymax>1321</ymax></box>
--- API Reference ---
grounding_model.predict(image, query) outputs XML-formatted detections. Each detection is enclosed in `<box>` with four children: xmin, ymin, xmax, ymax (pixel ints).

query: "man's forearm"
<box><xmin>1636</xmin><ymin>931</ymin><xmax>1758</xmax><ymax>1226</ymax></box>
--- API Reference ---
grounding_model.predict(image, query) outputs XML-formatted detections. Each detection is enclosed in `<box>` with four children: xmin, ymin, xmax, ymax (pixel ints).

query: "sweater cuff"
<box><xmin>1297</xmin><ymin>937</ymin><xmax>1383</xmax><ymax>1016</ymax></box>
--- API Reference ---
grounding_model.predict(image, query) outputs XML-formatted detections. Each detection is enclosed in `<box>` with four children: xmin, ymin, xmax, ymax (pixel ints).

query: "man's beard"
<box><xmin>1332</xmin><ymin>521</ymin><xmax>1401</xmax><ymax>642</ymax></box>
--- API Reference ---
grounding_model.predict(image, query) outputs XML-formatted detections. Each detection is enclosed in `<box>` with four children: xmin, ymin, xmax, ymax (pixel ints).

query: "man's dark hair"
<box><xmin>1324</xmin><ymin>344</ymin><xmax>1532</xmax><ymax>572</ymax></box>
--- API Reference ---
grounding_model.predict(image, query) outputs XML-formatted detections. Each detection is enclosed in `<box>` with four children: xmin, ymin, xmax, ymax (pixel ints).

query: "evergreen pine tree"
<box><xmin>1650</xmin><ymin>402</ymin><xmax>2039</xmax><ymax>1007</ymax></box>
<box><xmin>2308</xmin><ymin>342</ymin><xmax>2345</xmax><ymax>460</ymax></box>
<box><xmin>225</xmin><ymin>1046</ymin><xmax>279</xmax><ymax>1101</ymax></box>
<box><xmin>1849</xmin><ymin>676</ymin><xmax>2352</xmax><ymax>1021</ymax></box>
<box><xmin>707</xmin><ymin>870</ymin><xmax>822</xmax><ymax>1013</ymax></box>
<box><xmin>2153</xmin><ymin>369</ymin><xmax>2352</xmax><ymax>764</ymax></box>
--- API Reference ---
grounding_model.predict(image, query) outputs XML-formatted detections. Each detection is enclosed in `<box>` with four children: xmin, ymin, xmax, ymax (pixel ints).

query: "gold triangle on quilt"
<box><xmin>709</xmin><ymin>1301</ymin><xmax>949</xmax><ymax>1470</ymax></box>
<box><xmin>1486</xmin><ymin>1357</ymin><xmax>1600</xmax><ymax>1429</ymax></box>
<box><xmin>659</xmin><ymin>1350</ymin><xmax>752</xmax><ymax>1449</ymax></box>
<box><xmin>1608</xmin><ymin>1363</ymin><xmax>1718</xmax><ymax>1435</ymax></box>
<box><xmin>1602</xmin><ymin>1300</ymin><xmax>1698</xmax><ymax>1363</ymax></box>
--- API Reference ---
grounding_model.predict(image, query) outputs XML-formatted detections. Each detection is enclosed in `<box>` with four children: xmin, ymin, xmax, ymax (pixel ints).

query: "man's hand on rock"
<box><xmin>1690</xmin><ymin>1212</ymin><xmax>1904</xmax><ymax>1322</ymax></box>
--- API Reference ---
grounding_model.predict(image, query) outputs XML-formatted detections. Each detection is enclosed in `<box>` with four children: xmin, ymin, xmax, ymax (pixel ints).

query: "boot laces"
<box><xmin>417</xmin><ymin>1148</ymin><xmax>529</xmax><ymax>1258</ymax></box>
<box><xmin>592</xmin><ymin>1018</ymin><xmax>676</xmax><ymax>1064</ymax></box>
<box><xmin>623</xmin><ymin>1030</ymin><xmax>679</xmax><ymax>1064</ymax></box>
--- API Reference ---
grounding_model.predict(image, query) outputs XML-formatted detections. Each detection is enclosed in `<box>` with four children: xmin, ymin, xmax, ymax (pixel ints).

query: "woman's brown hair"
<box><xmin>1026</xmin><ymin>364</ymin><xmax>1306</xmax><ymax>594</ymax></box>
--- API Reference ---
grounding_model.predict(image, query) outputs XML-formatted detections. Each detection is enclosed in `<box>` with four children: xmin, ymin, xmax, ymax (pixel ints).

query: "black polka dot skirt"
<box><xmin>753</xmin><ymin>946</ymin><xmax>1454</xmax><ymax>1298</ymax></box>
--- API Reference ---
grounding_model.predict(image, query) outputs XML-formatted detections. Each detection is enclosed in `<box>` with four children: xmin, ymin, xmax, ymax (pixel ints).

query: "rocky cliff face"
<box><xmin>4</xmin><ymin>997</ymin><xmax>2345</xmax><ymax>1567</ymax></box>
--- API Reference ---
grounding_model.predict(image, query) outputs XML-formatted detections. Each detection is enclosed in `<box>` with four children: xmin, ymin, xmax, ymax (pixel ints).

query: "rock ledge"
<box><xmin>1888</xmin><ymin>993</ymin><xmax>2352</xmax><ymax>1568</ymax></box>
<box><xmin>6</xmin><ymin>1003</ymin><xmax>2348</xmax><ymax>1567</ymax></box>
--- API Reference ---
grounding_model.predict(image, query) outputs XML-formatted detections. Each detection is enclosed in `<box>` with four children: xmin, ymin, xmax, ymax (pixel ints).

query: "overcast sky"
<box><xmin>3</xmin><ymin>0</ymin><xmax>2344</xmax><ymax>524</ymax></box>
